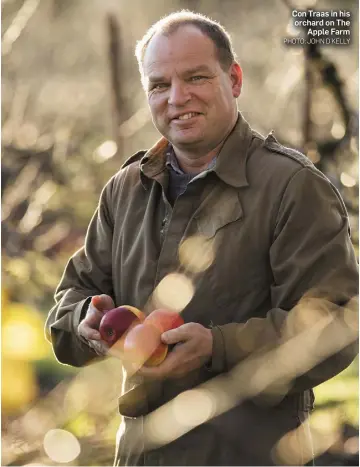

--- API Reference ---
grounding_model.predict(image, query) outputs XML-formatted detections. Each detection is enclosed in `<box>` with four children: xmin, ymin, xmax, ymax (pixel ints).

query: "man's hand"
<box><xmin>77</xmin><ymin>294</ymin><xmax>114</xmax><ymax>356</ymax></box>
<box><xmin>137</xmin><ymin>322</ymin><xmax>213</xmax><ymax>379</ymax></box>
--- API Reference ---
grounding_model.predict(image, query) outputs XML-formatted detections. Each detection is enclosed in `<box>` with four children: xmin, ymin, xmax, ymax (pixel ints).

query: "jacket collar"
<box><xmin>214</xmin><ymin>112</ymin><xmax>252</xmax><ymax>188</ymax></box>
<box><xmin>140</xmin><ymin>112</ymin><xmax>253</xmax><ymax>189</ymax></box>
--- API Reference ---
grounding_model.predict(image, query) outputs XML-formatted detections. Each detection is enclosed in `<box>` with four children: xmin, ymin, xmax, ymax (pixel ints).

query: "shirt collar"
<box><xmin>165</xmin><ymin>145</ymin><xmax>217</xmax><ymax>177</ymax></box>
<box><xmin>165</xmin><ymin>146</ymin><xmax>185</xmax><ymax>175</ymax></box>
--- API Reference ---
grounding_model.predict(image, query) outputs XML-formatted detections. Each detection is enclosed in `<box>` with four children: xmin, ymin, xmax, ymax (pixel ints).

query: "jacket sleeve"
<box><xmin>209</xmin><ymin>167</ymin><xmax>358</xmax><ymax>394</ymax></box>
<box><xmin>45</xmin><ymin>177</ymin><xmax>116</xmax><ymax>367</ymax></box>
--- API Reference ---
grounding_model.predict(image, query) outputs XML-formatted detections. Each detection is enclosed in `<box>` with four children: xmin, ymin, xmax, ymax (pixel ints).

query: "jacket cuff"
<box><xmin>207</xmin><ymin>325</ymin><xmax>227</xmax><ymax>373</ymax></box>
<box><xmin>73</xmin><ymin>297</ymin><xmax>92</xmax><ymax>344</ymax></box>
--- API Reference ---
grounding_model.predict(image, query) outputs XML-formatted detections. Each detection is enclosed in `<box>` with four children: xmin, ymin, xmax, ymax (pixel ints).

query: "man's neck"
<box><xmin>172</xmin><ymin>144</ymin><xmax>220</xmax><ymax>174</ymax></box>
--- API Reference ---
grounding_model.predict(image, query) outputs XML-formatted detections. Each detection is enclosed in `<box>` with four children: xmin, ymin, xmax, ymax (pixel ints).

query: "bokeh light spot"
<box><xmin>153</xmin><ymin>273</ymin><xmax>194</xmax><ymax>312</ymax></box>
<box><xmin>2</xmin><ymin>304</ymin><xmax>49</xmax><ymax>360</ymax></box>
<box><xmin>331</xmin><ymin>122</ymin><xmax>346</xmax><ymax>140</ymax></box>
<box><xmin>3</xmin><ymin>322</ymin><xmax>38</xmax><ymax>358</ymax></box>
<box><xmin>143</xmin><ymin>405</ymin><xmax>180</xmax><ymax>447</ymax></box>
<box><xmin>178</xmin><ymin>235</ymin><xmax>215</xmax><ymax>273</ymax></box>
<box><xmin>344</xmin><ymin>436</ymin><xmax>359</xmax><ymax>455</ymax></box>
<box><xmin>272</xmin><ymin>423</ymin><xmax>336</xmax><ymax>466</ymax></box>
<box><xmin>43</xmin><ymin>429</ymin><xmax>80</xmax><ymax>463</ymax></box>
<box><xmin>172</xmin><ymin>389</ymin><xmax>216</xmax><ymax>428</ymax></box>
<box><xmin>340</xmin><ymin>172</ymin><xmax>357</xmax><ymax>188</ymax></box>
<box><xmin>94</xmin><ymin>140</ymin><xmax>117</xmax><ymax>162</ymax></box>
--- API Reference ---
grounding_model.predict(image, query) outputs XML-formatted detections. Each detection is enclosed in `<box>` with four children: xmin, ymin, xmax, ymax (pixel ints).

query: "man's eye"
<box><xmin>150</xmin><ymin>83</ymin><xmax>169</xmax><ymax>91</ymax></box>
<box><xmin>190</xmin><ymin>76</ymin><xmax>207</xmax><ymax>82</ymax></box>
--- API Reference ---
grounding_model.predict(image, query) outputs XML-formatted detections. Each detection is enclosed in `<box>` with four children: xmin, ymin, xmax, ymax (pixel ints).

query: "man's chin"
<box><xmin>169</xmin><ymin>131</ymin><xmax>204</xmax><ymax>147</ymax></box>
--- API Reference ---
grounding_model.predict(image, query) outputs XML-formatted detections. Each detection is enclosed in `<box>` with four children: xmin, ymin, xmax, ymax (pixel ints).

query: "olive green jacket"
<box><xmin>45</xmin><ymin>114</ymin><xmax>358</xmax><ymax>466</ymax></box>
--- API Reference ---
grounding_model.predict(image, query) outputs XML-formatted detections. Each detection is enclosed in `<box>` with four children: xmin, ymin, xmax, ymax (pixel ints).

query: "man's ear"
<box><xmin>230</xmin><ymin>62</ymin><xmax>242</xmax><ymax>98</ymax></box>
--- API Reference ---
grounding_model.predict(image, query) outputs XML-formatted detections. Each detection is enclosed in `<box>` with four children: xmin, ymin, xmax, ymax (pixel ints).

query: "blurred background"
<box><xmin>2</xmin><ymin>0</ymin><xmax>358</xmax><ymax>465</ymax></box>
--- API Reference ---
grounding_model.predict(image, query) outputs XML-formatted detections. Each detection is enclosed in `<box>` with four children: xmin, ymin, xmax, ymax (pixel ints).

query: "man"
<box><xmin>46</xmin><ymin>11</ymin><xmax>358</xmax><ymax>466</ymax></box>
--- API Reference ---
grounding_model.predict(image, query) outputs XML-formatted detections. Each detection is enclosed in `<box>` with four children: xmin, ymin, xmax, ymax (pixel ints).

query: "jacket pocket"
<box><xmin>194</xmin><ymin>184</ymin><xmax>243</xmax><ymax>239</ymax></box>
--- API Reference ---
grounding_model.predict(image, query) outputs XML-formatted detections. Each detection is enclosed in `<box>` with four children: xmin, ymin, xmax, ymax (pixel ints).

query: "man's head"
<box><xmin>136</xmin><ymin>11</ymin><xmax>243</xmax><ymax>156</ymax></box>
<box><xmin>135</xmin><ymin>11</ymin><xmax>237</xmax><ymax>79</ymax></box>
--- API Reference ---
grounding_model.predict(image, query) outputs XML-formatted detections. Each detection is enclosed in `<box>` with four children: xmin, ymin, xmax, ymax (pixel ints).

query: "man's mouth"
<box><xmin>172</xmin><ymin>112</ymin><xmax>202</xmax><ymax>121</ymax></box>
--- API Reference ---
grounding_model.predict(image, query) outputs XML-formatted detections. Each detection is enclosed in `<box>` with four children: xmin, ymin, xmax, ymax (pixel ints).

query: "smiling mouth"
<box><xmin>172</xmin><ymin>112</ymin><xmax>202</xmax><ymax>121</ymax></box>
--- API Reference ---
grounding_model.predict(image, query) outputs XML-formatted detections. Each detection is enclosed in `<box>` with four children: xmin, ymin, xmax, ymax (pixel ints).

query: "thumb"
<box><xmin>91</xmin><ymin>294</ymin><xmax>115</xmax><ymax>312</ymax></box>
<box><xmin>161</xmin><ymin>328</ymin><xmax>184</xmax><ymax>345</ymax></box>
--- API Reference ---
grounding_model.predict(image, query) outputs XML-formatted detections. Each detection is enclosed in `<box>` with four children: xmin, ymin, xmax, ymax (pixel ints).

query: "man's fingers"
<box><xmin>78</xmin><ymin>315</ymin><xmax>102</xmax><ymax>340</ymax></box>
<box><xmin>76</xmin><ymin>295</ymin><xmax>116</xmax><ymax>354</ymax></box>
<box><xmin>161</xmin><ymin>324</ymin><xmax>192</xmax><ymax>344</ymax></box>
<box><xmin>81</xmin><ymin>295</ymin><xmax>115</xmax><ymax>338</ymax></box>
<box><xmin>137</xmin><ymin>347</ymin><xmax>181</xmax><ymax>379</ymax></box>
<box><xmin>91</xmin><ymin>294</ymin><xmax>115</xmax><ymax>312</ymax></box>
<box><xmin>88</xmin><ymin>339</ymin><xmax>109</xmax><ymax>356</ymax></box>
<box><xmin>84</xmin><ymin>327</ymin><xmax>102</xmax><ymax>340</ymax></box>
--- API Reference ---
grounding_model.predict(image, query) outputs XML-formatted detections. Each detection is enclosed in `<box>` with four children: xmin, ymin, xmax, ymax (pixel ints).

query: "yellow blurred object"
<box><xmin>103</xmin><ymin>414</ymin><xmax>122</xmax><ymax>442</ymax></box>
<box><xmin>2</xmin><ymin>302</ymin><xmax>50</xmax><ymax>360</ymax></box>
<box><xmin>2</xmin><ymin>358</ymin><xmax>38</xmax><ymax>413</ymax></box>
<box><xmin>65</xmin><ymin>412</ymin><xmax>96</xmax><ymax>437</ymax></box>
<box><xmin>2</xmin><ymin>287</ymin><xmax>9</xmax><ymax>308</ymax></box>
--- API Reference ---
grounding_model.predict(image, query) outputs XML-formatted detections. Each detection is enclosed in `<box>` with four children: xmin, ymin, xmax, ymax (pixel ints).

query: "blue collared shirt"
<box><xmin>165</xmin><ymin>145</ymin><xmax>217</xmax><ymax>204</ymax></box>
<box><xmin>165</xmin><ymin>146</ymin><xmax>217</xmax><ymax>179</ymax></box>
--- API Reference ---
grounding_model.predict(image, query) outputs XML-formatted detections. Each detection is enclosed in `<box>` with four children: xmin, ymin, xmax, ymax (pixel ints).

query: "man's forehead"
<box><xmin>149</xmin><ymin>24</ymin><xmax>212</xmax><ymax>47</ymax></box>
<box><xmin>143</xmin><ymin>26</ymin><xmax>217</xmax><ymax>67</ymax></box>
<box><xmin>143</xmin><ymin>32</ymin><xmax>218</xmax><ymax>79</ymax></box>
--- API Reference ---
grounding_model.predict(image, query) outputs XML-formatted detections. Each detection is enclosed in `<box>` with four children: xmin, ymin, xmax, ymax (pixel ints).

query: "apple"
<box><xmin>118</xmin><ymin>304</ymin><xmax>145</xmax><ymax>322</ymax></box>
<box><xmin>123</xmin><ymin>323</ymin><xmax>168</xmax><ymax>367</ymax></box>
<box><xmin>144</xmin><ymin>309</ymin><xmax>184</xmax><ymax>333</ymax></box>
<box><xmin>99</xmin><ymin>305</ymin><xmax>145</xmax><ymax>347</ymax></box>
<box><xmin>122</xmin><ymin>309</ymin><xmax>184</xmax><ymax>367</ymax></box>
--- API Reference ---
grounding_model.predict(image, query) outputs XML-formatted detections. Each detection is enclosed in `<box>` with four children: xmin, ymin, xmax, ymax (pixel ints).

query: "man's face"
<box><xmin>142</xmin><ymin>25</ymin><xmax>242</xmax><ymax>154</ymax></box>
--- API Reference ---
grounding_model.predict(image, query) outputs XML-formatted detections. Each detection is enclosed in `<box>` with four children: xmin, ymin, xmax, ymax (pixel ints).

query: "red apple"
<box><xmin>99</xmin><ymin>305</ymin><xmax>145</xmax><ymax>347</ymax></box>
<box><xmin>123</xmin><ymin>323</ymin><xmax>168</xmax><ymax>367</ymax></box>
<box><xmin>144</xmin><ymin>309</ymin><xmax>184</xmax><ymax>333</ymax></box>
<box><xmin>119</xmin><ymin>304</ymin><xmax>145</xmax><ymax>322</ymax></box>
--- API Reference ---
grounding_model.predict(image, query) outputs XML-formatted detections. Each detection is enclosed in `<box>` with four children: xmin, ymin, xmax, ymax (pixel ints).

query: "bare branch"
<box><xmin>107</xmin><ymin>13</ymin><xmax>126</xmax><ymax>148</ymax></box>
<box><xmin>2</xmin><ymin>160</ymin><xmax>42</xmax><ymax>221</ymax></box>
<box><xmin>2</xmin><ymin>83</ymin><xmax>30</xmax><ymax>141</ymax></box>
<box><xmin>2</xmin><ymin>0</ymin><xmax>41</xmax><ymax>56</ymax></box>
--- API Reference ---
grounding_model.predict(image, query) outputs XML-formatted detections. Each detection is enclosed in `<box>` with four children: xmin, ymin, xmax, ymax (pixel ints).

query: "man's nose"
<box><xmin>168</xmin><ymin>82</ymin><xmax>190</xmax><ymax>106</ymax></box>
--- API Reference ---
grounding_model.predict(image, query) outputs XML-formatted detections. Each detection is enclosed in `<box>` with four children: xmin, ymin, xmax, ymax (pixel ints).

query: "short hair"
<box><xmin>135</xmin><ymin>11</ymin><xmax>237</xmax><ymax>84</ymax></box>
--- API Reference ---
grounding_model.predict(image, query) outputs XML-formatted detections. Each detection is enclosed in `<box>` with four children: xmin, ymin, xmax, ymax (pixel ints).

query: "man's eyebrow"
<box><xmin>183</xmin><ymin>65</ymin><xmax>213</xmax><ymax>75</ymax></box>
<box><xmin>147</xmin><ymin>75</ymin><xmax>167</xmax><ymax>83</ymax></box>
